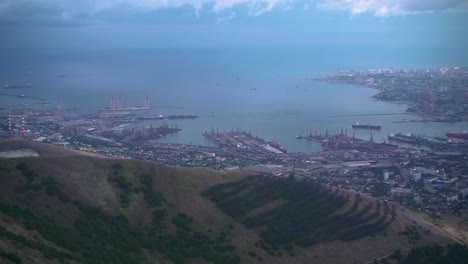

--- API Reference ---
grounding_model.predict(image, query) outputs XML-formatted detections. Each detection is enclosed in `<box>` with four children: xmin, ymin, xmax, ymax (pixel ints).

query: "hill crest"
<box><xmin>0</xmin><ymin>139</ymin><xmax>464</xmax><ymax>264</ymax></box>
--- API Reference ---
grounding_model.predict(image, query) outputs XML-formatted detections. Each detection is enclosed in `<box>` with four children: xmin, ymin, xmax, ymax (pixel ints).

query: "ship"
<box><xmin>267</xmin><ymin>139</ymin><xmax>288</xmax><ymax>154</ymax></box>
<box><xmin>380</xmin><ymin>141</ymin><xmax>398</xmax><ymax>148</ymax></box>
<box><xmin>100</xmin><ymin>106</ymin><xmax>149</xmax><ymax>112</ymax></box>
<box><xmin>0</xmin><ymin>93</ymin><xmax>46</xmax><ymax>101</ymax></box>
<box><xmin>98</xmin><ymin>111</ymin><xmax>134</xmax><ymax>118</ymax></box>
<box><xmin>352</xmin><ymin>122</ymin><xmax>381</xmax><ymax>130</ymax></box>
<box><xmin>137</xmin><ymin>115</ymin><xmax>165</xmax><ymax>120</ymax></box>
<box><xmin>446</xmin><ymin>131</ymin><xmax>468</xmax><ymax>140</ymax></box>
<box><xmin>388</xmin><ymin>133</ymin><xmax>417</xmax><ymax>144</ymax></box>
<box><xmin>3</xmin><ymin>84</ymin><xmax>32</xmax><ymax>89</ymax></box>
<box><xmin>167</xmin><ymin>113</ymin><xmax>198</xmax><ymax>119</ymax></box>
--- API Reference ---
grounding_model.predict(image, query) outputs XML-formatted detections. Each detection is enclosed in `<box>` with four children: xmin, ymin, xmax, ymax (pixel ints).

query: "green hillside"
<box><xmin>0</xmin><ymin>160</ymin><xmax>240</xmax><ymax>264</ymax></box>
<box><xmin>0</xmin><ymin>139</ymin><xmax>465</xmax><ymax>264</ymax></box>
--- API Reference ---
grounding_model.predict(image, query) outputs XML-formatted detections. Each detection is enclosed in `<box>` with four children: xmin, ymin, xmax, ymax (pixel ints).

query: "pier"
<box><xmin>267</xmin><ymin>112</ymin><xmax>405</xmax><ymax>120</ymax></box>
<box><xmin>203</xmin><ymin>130</ymin><xmax>287</xmax><ymax>155</ymax></box>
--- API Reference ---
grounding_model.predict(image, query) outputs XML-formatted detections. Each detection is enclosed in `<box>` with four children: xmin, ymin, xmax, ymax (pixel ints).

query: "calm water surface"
<box><xmin>0</xmin><ymin>48</ymin><xmax>466</xmax><ymax>152</ymax></box>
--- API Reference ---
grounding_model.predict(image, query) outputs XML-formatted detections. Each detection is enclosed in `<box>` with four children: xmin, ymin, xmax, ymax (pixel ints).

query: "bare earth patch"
<box><xmin>0</xmin><ymin>149</ymin><xmax>39</xmax><ymax>158</ymax></box>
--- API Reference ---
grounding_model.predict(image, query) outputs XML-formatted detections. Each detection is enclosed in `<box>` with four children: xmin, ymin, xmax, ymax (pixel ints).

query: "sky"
<box><xmin>0</xmin><ymin>0</ymin><xmax>467</xmax><ymax>54</ymax></box>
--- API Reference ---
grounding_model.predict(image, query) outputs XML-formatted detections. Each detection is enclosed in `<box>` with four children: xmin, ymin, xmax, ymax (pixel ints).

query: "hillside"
<box><xmin>0</xmin><ymin>139</ymin><xmax>465</xmax><ymax>264</ymax></box>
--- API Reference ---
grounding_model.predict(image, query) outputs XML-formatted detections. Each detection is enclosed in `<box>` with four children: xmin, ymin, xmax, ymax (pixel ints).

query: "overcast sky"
<box><xmin>0</xmin><ymin>0</ymin><xmax>467</xmax><ymax>51</ymax></box>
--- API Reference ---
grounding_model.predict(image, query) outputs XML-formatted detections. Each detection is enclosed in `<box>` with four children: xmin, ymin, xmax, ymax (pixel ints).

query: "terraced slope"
<box><xmin>203</xmin><ymin>175</ymin><xmax>395</xmax><ymax>248</ymax></box>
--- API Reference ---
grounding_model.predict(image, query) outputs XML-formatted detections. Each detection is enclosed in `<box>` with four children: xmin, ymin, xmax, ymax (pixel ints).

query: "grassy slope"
<box><xmin>0</xmin><ymin>139</ymin><xmax>462</xmax><ymax>264</ymax></box>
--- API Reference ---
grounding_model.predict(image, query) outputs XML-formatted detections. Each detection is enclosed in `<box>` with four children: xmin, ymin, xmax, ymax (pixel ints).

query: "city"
<box><xmin>1</xmin><ymin>1</ymin><xmax>468</xmax><ymax>262</ymax></box>
<box><xmin>317</xmin><ymin>67</ymin><xmax>468</xmax><ymax>122</ymax></box>
<box><xmin>1</xmin><ymin>72</ymin><xmax>467</xmax><ymax>222</ymax></box>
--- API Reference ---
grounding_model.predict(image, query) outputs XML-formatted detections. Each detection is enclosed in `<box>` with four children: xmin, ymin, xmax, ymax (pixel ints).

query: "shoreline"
<box><xmin>310</xmin><ymin>78</ymin><xmax>468</xmax><ymax>123</ymax></box>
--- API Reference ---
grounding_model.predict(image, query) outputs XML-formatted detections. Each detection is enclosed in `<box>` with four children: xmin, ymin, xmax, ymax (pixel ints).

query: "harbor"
<box><xmin>203</xmin><ymin>130</ymin><xmax>287</xmax><ymax>155</ymax></box>
<box><xmin>296</xmin><ymin>129</ymin><xmax>398</xmax><ymax>153</ymax></box>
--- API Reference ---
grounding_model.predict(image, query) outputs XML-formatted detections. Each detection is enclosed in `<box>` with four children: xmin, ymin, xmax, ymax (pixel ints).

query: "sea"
<box><xmin>1</xmin><ymin>47</ymin><xmax>467</xmax><ymax>153</ymax></box>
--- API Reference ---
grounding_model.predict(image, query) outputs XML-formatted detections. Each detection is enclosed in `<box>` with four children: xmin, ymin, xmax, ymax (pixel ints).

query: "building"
<box><xmin>383</xmin><ymin>171</ymin><xmax>394</xmax><ymax>181</ymax></box>
<box><xmin>343</xmin><ymin>160</ymin><xmax>376</xmax><ymax>168</ymax></box>
<box><xmin>410</xmin><ymin>169</ymin><xmax>422</xmax><ymax>181</ymax></box>
<box><xmin>390</xmin><ymin>188</ymin><xmax>413</xmax><ymax>197</ymax></box>
<box><xmin>242</xmin><ymin>165</ymin><xmax>286</xmax><ymax>176</ymax></box>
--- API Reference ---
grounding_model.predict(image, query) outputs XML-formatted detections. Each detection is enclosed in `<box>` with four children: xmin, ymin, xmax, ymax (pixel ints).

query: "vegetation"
<box><xmin>400</xmin><ymin>226</ymin><xmax>420</xmax><ymax>244</ymax></box>
<box><xmin>398</xmin><ymin>244</ymin><xmax>468</xmax><ymax>264</ymax></box>
<box><xmin>110</xmin><ymin>162</ymin><xmax>136</xmax><ymax>208</ymax></box>
<box><xmin>0</xmin><ymin>198</ymin><xmax>241</xmax><ymax>264</ymax></box>
<box><xmin>1</xmin><ymin>162</ymin><xmax>240</xmax><ymax>264</ymax></box>
<box><xmin>0</xmin><ymin>249</ymin><xmax>22</xmax><ymax>264</ymax></box>
<box><xmin>15</xmin><ymin>162</ymin><xmax>39</xmax><ymax>183</ymax></box>
<box><xmin>146</xmin><ymin>213</ymin><xmax>240</xmax><ymax>264</ymax></box>
<box><xmin>1</xmin><ymin>143</ymin><xmax>463</xmax><ymax>264</ymax></box>
<box><xmin>203</xmin><ymin>175</ymin><xmax>395</xmax><ymax>248</ymax></box>
<box><xmin>371</xmin><ymin>181</ymin><xmax>390</xmax><ymax>197</ymax></box>
<box><xmin>15</xmin><ymin>163</ymin><xmax>71</xmax><ymax>202</ymax></box>
<box><xmin>141</xmin><ymin>173</ymin><xmax>165</xmax><ymax>207</ymax></box>
<box><xmin>0</xmin><ymin>226</ymin><xmax>70</xmax><ymax>261</ymax></box>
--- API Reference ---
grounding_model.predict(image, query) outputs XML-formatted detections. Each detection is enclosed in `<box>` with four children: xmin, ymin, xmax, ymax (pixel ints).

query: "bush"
<box><xmin>0</xmin><ymin>249</ymin><xmax>22</xmax><ymax>264</ymax></box>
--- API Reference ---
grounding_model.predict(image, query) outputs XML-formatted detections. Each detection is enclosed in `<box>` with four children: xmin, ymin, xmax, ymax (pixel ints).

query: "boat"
<box><xmin>3</xmin><ymin>84</ymin><xmax>32</xmax><ymax>89</ymax></box>
<box><xmin>137</xmin><ymin>115</ymin><xmax>165</xmax><ymax>120</ymax></box>
<box><xmin>352</xmin><ymin>122</ymin><xmax>381</xmax><ymax>130</ymax></box>
<box><xmin>0</xmin><ymin>93</ymin><xmax>46</xmax><ymax>101</ymax></box>
<box><xmin>167</xmin><ymin>114</ymin><xmax>198</xmax><ymax>119</ymax></box>
<box><xmin>267</xmin><ymin>139</ymin><xmax>287</xmax><ymax>153</ymax></box>
<box><xmin>380</xmin><ymin>141</ymin><xmax>398</xmax><ymax>148</ymax></box>
<box><xmin>446</xmin><ymin>131</ymin><xmax>468</xmax><ymax>140</ymax></box>
<box><xmin>388</xmin><ymin>133</ymin><xmax>417</xmax><ymax>144</ymax></box>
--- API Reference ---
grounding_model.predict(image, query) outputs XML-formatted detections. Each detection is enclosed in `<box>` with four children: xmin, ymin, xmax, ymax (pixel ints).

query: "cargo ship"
<box><xmin>137</xmin><ymin>115</ymin><xmax>165</xmax><ymax>120</ymax></box>
<box><xmin>168</xmin><ymin>114</ymin><xmax>198</xmax><ymax>119</ymax></box>
<box><xmin>3</xmin><ymin>84</ymin><xmax>32</xmax><ymax>89</ymax></box>
<box><xmin>446</xmin><ymin>131</ymin><xmax>468</xmax><ymax>140</ymax></box>
<box><xmin>388</xmin><ymin>133</ymin><xmax>417</xmax><ymax>144</ymax></box>
<box><xmin>352</xmin><ymin>122</ymin><xmax>381</xmax><ymax>130</ymax></box>
<box><xmin>381</xmin><ymin>141</ymin><xmax>398</xmax><ymax>148</ymax></box>
<box><xmin>267</xmin><ymin>139</ymin><xmax>287</xmax><ymax>153</ymax></box>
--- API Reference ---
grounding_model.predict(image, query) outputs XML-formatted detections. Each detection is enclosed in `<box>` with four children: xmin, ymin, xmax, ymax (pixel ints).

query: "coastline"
<box><xmin>310</xmin><ymin>77</ymin><xmax>468</xmax><ymax>124</ymax></box>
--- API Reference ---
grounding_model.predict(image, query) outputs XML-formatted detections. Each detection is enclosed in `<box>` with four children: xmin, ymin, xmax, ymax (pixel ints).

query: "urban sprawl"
<box><xmin>1</xmin><ymin>67</ymin><xmax>468</xmax><ymax>222</ymax></box>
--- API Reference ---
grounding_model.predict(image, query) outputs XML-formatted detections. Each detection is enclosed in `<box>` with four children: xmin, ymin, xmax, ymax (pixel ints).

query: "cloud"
<box><xmin>317</xmin><ymin>0</ymin><xmax>468</xmax><ymax>16</ymax></box>
<box><xmin>0</xmin><ymin>0</ymin><xmax>466</xmax><ymax>25</ymax></box>
<box><xmin>0</xmin><ymin>0</ymin><xmax>295</xmax><ymax>24</ymax></box>
<box><xmin>216</xmin><ymin>11</ymin><xmax>236</xmax><ymax>23</ymax></box>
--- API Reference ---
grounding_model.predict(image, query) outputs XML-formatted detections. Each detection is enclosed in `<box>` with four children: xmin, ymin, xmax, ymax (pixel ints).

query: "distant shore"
<box><xmin>308</xmin><ymin>66</ymin><xmax>468</xmax><ymax>123</ymax></box>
